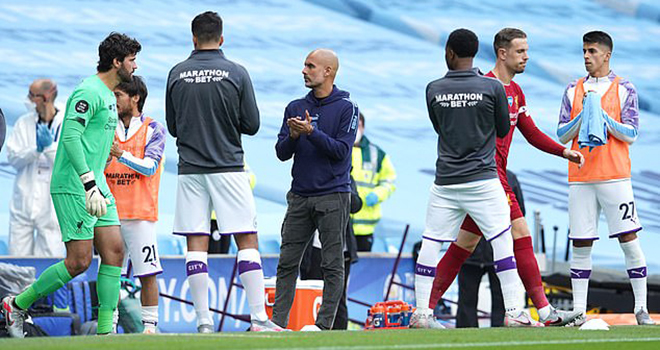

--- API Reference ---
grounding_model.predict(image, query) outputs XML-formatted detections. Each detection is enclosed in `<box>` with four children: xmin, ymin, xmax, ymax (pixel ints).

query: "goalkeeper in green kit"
<box><xmin>2</xmin><ymin>32</ymin><xmax>141</xmax><ymax>337</ymax></box>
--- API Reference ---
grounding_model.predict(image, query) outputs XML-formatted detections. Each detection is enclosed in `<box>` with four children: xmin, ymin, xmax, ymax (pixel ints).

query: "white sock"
<box><xmin>414</xmin><ymin>238</ymin><xmax>442</xmax><ymax>313</ymax></box>
<box><xmin>237</xmin><ymin>249</ymin><xmax>268</xmax><ymax>322</ymax></box>
<box><xmin>141</xmin><ymin>305</ymin><xmax>159</xmax><ymax>327</ymax></box>
<box><xmin>538</xmin><ymin>305</ymin><xmax>552</xmax><ymax>320</ymax></box>
<box><xmin>570</xmin><ymin>245</ymin><xmax>592</xmax><ymax>313</ymax></box>
<box><xmin>112</xmin><ymin>308</ymin><xmax>119</xmax><ymax>333</ymax></box>
<box><xmin>620</xmin><ymin>239</ymin><xmax>648</xmax><ymax>313</ymax></box>
<box><xmin>490</xmin><ymin>227</ymin><xmax>522</xmax><ymax>314</ymax></box>
<box><xmin>186</xmin><ymin>251</ymin><xmax>213</xmax><ymax>326</ymax></box>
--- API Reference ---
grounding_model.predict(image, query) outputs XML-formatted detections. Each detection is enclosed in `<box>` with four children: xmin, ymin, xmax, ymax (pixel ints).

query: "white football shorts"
<box><xmin>173</xmin><ymin>172</ymin><xmax>258</xmax><ymax>236</ymax></box>
<box><xmin>568</xmin><ymin>179</ymin><xmax>642</xmax><ymax>240</ymax></box>
<box><xmin>422</xmin><ymin>178</ymin><xmax>511</xmax><ymax>243</ymax></box>
<box><xmin>120</xmin><ymin>220</ymin><xmax>163</xmax><ymax>277</ymax></box>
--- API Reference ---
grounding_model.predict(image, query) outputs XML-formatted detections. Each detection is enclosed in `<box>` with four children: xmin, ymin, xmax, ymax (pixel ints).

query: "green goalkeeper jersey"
<box><xmin>51</xmin><ymin>75</ymin><xmax>118</xmax><ymax>197</ymax></box>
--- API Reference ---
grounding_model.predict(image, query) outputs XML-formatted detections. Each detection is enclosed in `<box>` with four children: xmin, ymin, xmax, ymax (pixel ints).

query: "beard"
<box><xmin>304</xmin><ymin>76</ymin><xmax>321</xmax><ymax>89</ymax></box>
<box><xmin>118</xmin><ymin>65</ymin><xmax>133</xmax><ymax>83</ymax></box>
<box><xmin>118</xmin><ymin>109</ymin><xmax>132</xmax><ymax>120</ymax></box>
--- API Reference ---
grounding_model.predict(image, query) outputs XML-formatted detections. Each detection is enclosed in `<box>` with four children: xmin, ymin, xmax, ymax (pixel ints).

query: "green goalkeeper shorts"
<box><xmin>52</xmin><ymin>193</ymin><xmax>120</xmax><ymax>242</ymax></box>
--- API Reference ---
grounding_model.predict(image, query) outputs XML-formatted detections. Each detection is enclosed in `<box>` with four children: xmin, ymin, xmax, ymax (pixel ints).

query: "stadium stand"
<box><xmin>0</xmin><ymin>0</ymin><xmax>659</xmax><ymax>272</ymax></box>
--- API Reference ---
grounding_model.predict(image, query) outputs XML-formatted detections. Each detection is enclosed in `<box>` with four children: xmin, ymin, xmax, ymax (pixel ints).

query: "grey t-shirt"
<box><xmin>426</xmin><ymin>68</ymin><xmax>509</xmax><ymax>186</ymax></box>
<box><xmin>166</xmin><ymin>49</ymin><xmax>260</xmax><ymax>174</ymax></box>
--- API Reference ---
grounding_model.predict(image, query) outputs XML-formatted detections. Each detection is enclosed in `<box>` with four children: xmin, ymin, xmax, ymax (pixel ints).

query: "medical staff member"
<box><xmin>6</xmin><ymin>79</ymin><xmax>65</xmax><ymax>256</ymax></box>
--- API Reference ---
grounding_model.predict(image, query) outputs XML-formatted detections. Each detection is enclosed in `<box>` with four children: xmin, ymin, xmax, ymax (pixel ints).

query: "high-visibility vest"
<box><xmin>569</xmin><ymin>77</ymin><xmax>630</xmax><ymax>182</ymax></box>
<box><xmin>105</xmin><ymin>117</ymin><xmax>161</xmax><ymax>221</ymax></box>
<box><xmin>351</xmin><ymin>136</ymin><xmax>396</xmax><ymax>236</ymax></box>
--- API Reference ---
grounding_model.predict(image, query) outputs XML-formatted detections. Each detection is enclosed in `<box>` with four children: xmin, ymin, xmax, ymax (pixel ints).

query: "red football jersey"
<box><xmin>486</xmin><ymin>71</ymin><xmax>528</xmax><ymax>192</ymax></box>
<box><xmin>462</xmin><ymin>72</ymin><xmax>565</xmax><ymax>232</ymax></box>
<box><xmin>486</xmin><ymin>71</ymin><xmax>564</xmax><ymax>193</ymax></box>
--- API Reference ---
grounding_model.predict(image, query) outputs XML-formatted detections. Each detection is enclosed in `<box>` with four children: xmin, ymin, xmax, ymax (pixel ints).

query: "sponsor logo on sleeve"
<box><xmin>75</xmin><ymin>100</ymin><xmax>89</xmax><ymax>114</ymax></box>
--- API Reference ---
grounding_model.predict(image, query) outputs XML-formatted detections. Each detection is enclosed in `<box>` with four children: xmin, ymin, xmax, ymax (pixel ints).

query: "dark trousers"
<box><xmin>300</xmin><ymin>247</ymin><xmax>352</xmax><ymax>330</ymax></box>
<box><xmin>355</xmin><ymin>234</ymin><xmax>373</xmax><ymax>252</ymax></box>
<box><xmin>456</xmin><ymin>264</ymin><xmax>504</xmax><ymax>328</ymax></box>
<box><xmin>273</xmin><ymin>191</ymin><xmax>349</xmax><ymax>330</ymax></box>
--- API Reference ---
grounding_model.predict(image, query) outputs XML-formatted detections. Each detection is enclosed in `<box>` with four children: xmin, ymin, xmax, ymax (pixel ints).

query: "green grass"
<box><xmin>1</xmin><ymin>326</ymin><xmax>659</xmax><ymax>350</ymax></box>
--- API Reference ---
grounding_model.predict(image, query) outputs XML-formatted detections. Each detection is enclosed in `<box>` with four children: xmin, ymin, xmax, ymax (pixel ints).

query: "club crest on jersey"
<box><xmin>311</xmin><ymin>113</ymin><xmax>319</xmax><ymax>129</ymax></box>
<box><xmin>509</xmin><ymin>97</ymin><xmax>520</xmax><ymax>125</ymax></box>
<box><xmin>509</xmin><ymin>112</ymin><xmax>518</xmax><ymax>126</ymax></box>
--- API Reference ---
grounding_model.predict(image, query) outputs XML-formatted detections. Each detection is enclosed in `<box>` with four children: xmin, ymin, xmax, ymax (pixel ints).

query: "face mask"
<box><xmin>24</xmin><ymin>98</ymin><xmax>37</xmax><ymax>113</ymax></box>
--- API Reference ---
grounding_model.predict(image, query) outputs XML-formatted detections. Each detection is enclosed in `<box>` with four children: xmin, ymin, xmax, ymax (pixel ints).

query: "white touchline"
<box><xmin>137</xmin><ymin>334</ymin><xmax>660</xmax><ymax>349</ymax></box>
<box><xmin>246</xmin><ymin>337</ymin><xmax>660</xmax><ymax>350</ymax></box>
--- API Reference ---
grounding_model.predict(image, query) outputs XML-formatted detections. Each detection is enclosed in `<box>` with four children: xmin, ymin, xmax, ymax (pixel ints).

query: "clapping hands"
<box><xmin>287</xmin><ymin>110</ymin><xmax>314</xmax><ymax>139</ymax></box>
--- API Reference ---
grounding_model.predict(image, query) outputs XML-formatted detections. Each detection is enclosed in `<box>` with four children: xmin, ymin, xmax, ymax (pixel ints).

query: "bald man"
<box><xmin>274</xmin><ymin>49</ymin><xmax>360</xmax><ymax>331</ymax></box>
<box><xmin>6</xmin><ymin>79</ymin><xmax>65</xmax><ymax>256</ymax></box>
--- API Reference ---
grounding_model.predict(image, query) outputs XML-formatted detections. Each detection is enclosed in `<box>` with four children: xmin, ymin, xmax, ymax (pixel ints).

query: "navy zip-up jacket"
<box><xmin>276</xmin><ymin>85</ymin><xmax>359</xmax><ymax>196</ymax></box>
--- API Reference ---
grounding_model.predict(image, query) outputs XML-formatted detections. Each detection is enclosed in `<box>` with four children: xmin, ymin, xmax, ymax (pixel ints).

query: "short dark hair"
<box><xmin>447</xmin><ymin>29</ymin><xmax>479</xmax><ymax>58</ymax></box>
<box><xmin>192</xmin><ymin>11</ymin><xmax>223</xmax><ymax>44</ymax></box>
<box><xmin>493</xmin><ymin>28</ymin><xmax>527</xmax><ymax>55</ymax></box>
<box><xmin>583</xmin><ymin>31</ymin><xmax>613</xmax><ymax>52</ymax></box>
<box><xmin>359</xmin><ymin>112</ymin><xmax>365</xmax><ymax>127</ymax></box>
<box><xmin>97</xmin><ymin>32</ymin><xmax>141</xmax><ymax>73</ymax></box>
<box><xmin>116</xmin><ymin>75</ymin><xmax>148</xmax><ymax>113</ymax></box>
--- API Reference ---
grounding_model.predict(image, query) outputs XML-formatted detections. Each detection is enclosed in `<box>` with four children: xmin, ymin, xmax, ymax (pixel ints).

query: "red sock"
<box><xmin>514</xmin><ymin>236</ymin><xmax>549</xmax><ymax>309</ymax></box>
<box><xmin>428</xmin><ymin>243</ymin><xmax>471</xmax><ymax>309</ymax></box>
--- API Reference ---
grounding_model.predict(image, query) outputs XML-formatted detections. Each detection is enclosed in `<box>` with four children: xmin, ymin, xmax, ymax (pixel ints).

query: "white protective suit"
<box><xmin>6</xmin><ymin>107</ymin><xmax>65</xmax><ymax>256</ymax></box>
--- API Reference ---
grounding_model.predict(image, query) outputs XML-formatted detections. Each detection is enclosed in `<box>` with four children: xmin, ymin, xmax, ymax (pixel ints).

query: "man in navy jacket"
<box><xmin>274</xmin><ymin>49</ymin><xmax>359</xmax><ymax>331</ymax></box>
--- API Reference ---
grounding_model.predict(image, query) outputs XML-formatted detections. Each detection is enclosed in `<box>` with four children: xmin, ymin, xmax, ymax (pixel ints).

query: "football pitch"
<box><xmin>1</xmin><ymin>326</ymin><xmax>659</xmax><ymax>350</ymax></box>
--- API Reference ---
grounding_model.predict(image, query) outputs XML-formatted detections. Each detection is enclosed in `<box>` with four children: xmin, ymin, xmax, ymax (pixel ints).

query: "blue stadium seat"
<box><xmin>371</xmin><ymin>237</ymin><xmax>388</xmax><ymax>253</ymax></box>
<box><xmin>29</xmin><ymin>274</ymin><xmax>90</xmax><ymax>336</ymax></box>
<box><xmin>227</xmin><ymin>240</ymin><xmax>238</xmax><ymax>254</ymax></box>
<box><xmin>261</xmin><ymin>239</ymin><xmax>281</xmax><ymax>254</ymax></box>
<box><xmin>0</xmin><ymin>237</ymin><xmax>8</xmax><ymax>255</ymax></box>
<box><xmin>157</xmin><ymin>236</ymin><xmax>183</xmax><ymax>255</ymax></box>
<box><xmin>32</xmin><ymin>314</ymin><xmax>77</xmax><ymax>337</ymax></box>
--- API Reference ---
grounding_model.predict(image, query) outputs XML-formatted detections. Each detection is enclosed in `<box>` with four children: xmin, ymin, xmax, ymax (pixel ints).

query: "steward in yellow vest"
<box><xmin>351</xmin><ymin>112</ymin><xmax>396</xmax><ymax>251</ymax></box>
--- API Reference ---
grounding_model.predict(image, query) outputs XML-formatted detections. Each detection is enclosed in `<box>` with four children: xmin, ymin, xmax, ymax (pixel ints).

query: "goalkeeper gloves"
<box><xmin>80</xmin><ymin>172</ymin><xmax>110</xmax><ymax>217</ymax></box>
